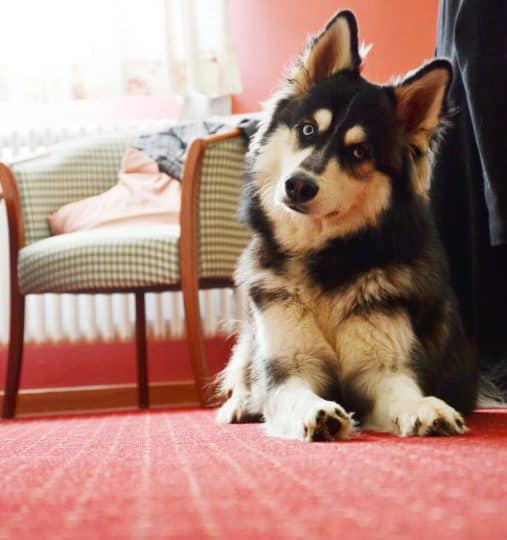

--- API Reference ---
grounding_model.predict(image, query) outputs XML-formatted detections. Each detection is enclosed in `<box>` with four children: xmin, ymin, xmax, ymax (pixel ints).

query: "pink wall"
<box><xmin>229</xmin><ymin>0</ymin><xmax>439</xmax><ymax>113</ymax></box>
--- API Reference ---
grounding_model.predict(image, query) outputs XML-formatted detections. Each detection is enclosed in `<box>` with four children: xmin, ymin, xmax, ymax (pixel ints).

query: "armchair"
<box><xmin>0</xmin><ymin>128</ymin><xmax>250</xmax><ymax>418</ymax></box>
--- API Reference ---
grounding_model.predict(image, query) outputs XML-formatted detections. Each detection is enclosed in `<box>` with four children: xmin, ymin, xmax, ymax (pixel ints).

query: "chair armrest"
<box><xmin>179</xmin><ymin>128</ymin><xmax>246</xmax><ymax>288</ymax></box>
<box><xmin>0</xmin><ymin>163</ymin><xmax>25</xmax><ymax>298</ymax></box>
<box><xmin>0</xmin><ymin>162</ymin><xmax>25</xmax><ymax>253</ymax></box>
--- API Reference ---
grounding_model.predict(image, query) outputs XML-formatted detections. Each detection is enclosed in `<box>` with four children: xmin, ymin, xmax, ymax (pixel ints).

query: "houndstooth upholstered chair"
<box><xmin>0</xmin><ymin>127</ymin><xmax>250</xmax><ymax>418</ymax></box>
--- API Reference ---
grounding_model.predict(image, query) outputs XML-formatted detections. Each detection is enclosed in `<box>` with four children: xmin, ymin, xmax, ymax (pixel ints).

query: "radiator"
<box><xmin>0</xmin><ymin>121</ymin><xmax>240</xmax><ymax>345</ymax></box>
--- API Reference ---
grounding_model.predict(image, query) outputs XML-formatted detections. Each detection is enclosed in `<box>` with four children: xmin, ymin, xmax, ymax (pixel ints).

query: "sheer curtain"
<box><xmin>0</xmin><ymin>0</ymin><xmax>241</xmax><ymax>106</ymax></box>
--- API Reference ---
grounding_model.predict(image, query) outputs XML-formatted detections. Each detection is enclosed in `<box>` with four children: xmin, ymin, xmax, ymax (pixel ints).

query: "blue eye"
<box><xmin>301</xmin><ymin>122</ymin><xmax>316</xmax><ymax>137</ymax></box>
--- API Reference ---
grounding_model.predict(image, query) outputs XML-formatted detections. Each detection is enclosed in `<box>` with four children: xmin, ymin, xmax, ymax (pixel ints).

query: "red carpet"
<box><xmin>1</xmin><ymin>409</ymin><xmax>506</xmax><ymax>539</ymax></box>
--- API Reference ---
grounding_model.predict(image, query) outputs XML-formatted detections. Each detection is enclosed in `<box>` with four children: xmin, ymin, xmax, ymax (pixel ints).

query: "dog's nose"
<box><xmin>285</xmin><ymin>176</ymin><xmax>319</xmax><ymax>203</ymax></box>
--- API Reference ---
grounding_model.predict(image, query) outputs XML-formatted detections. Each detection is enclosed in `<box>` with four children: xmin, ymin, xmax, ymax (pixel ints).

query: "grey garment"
<box><xmin>237</xmin><ymin>117</ymin><xmax>261</xmax><ymax>142</ymax></box>
<box><xmin>132</xmin><ymin>119</ymin><xmax>260</xmax><ymax>181</ymax></box>
<box><xmin>132</xmin><ymin>121</ymin><xmax>229</xmax><ymax>180</ymax></box>
<box><xmin>431</xmin><ymin>0</ymin><xmax>507</xmax><ymax>363</ymax></box>
<box><xmin>436</xmin><ymin>0</ymin><xmax>507</xmax><ymax>246</ymax></box>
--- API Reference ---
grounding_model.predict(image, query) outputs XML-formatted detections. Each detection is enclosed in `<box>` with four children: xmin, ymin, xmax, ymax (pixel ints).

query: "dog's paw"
<box><xmin>392</xmin><ymin>396</ymin><xmax>467</xmax><ymax>437</ymax></box>
<box><xmin>216</xmin><ymin>396</ymin><xmax>245</xmax><ymax>423</ymax></box>
<box><xmin>216</xmin><ymin>394</ymin><xmax>260</xmax><ymax>424</ymax></box>
<box><xmin>302</xmin><ymin>402</ymin><xmax>354</xmax><ymax>442</ymax></box>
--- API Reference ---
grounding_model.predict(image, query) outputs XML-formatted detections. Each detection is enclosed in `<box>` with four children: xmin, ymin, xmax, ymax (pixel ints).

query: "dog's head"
<box><xmin>248</xmin><ymin>10</ymin><xmax>451</xmax><ymax>253</ymax></box>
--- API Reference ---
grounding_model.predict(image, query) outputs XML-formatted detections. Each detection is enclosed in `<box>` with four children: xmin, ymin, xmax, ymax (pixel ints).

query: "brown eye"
<box><xmin>300</xmin><ymin>122</ymin><xmax>316</xmax><ymax>138</ymax></box>
<box><xmin>350</xmin><ymin>143</ymin><xmax>371</xmax><ymax>161</ymax></box>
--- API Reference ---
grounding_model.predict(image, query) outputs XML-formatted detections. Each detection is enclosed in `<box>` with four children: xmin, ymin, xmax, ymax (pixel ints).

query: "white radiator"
<box><xmin>0</xmin><ymin>121</ymin><xmax>239</xmax><ymax>345</ymax></box>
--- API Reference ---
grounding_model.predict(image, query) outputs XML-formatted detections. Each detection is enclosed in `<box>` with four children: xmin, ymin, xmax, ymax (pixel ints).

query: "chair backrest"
<box><xmin>11</xmin><ymin>125</ymin><xmax>252</xmax><ymax>281</ymax></box>
<box><xmin>197</xmin><ymin>135</ymin><xmax>252</xmax><ymax>280</ymax></box>
<box><xmin>11</xmin><ymin>133</ymin><xmax>137</xmax><ymax>245</ymax></box>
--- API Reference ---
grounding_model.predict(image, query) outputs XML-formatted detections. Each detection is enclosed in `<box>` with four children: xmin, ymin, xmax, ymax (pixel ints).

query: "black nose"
<box><xmin>285</xmin><ymin>176</ymin><xmax>319</xmax><ymax>203</ymax></box>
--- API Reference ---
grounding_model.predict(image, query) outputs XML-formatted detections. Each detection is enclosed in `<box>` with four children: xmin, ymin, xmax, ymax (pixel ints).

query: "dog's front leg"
<box><xmin>336</xmin><ymin>312</ymin><xmax>467</xmax><ymax>436</ymax></box>
<box><xmin>264</xmin><ymin>377</ymin><xmax>354</xmax><ymax>441</ymax></box>
<box><xmin>366</xmin><ymin>373</ymin><xmax>466</xmax><ymax>436</ymax></box>
<box><xmin>254</xmin><ymin>302</ymin><xmax>354</xmax><ymax>442</ymax></box>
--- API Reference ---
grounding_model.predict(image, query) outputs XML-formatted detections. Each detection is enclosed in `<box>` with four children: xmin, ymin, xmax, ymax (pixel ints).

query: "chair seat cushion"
<box><xmin>18</xmin><ymin>226</ymin><xmax>181</xmax><ymax>293</ymax></box>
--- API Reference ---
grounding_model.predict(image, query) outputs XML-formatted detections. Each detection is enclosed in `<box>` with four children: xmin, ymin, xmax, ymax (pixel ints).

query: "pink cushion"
<box><xmin>48</xmin><ymin>148</ymin><xmax>181</xmax><ymax>235</ymax></box>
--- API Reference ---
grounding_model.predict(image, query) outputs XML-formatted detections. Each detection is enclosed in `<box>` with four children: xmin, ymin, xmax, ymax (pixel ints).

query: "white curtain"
<box><xmin>0</xmin><ymin>0</ymin><xmax>241</xmax><ymax>104</ymax></box>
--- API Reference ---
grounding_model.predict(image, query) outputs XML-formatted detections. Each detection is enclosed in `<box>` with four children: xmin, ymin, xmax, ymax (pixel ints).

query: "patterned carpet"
<box><xmin>1</xmin><ymin>409</ymin><xmax>506</xmax><ymax>539</ymax></box>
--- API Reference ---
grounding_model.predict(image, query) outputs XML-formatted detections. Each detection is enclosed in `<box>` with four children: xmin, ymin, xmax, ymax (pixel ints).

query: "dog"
<box><xmin>216</xmin><ymin>10</ymin><xmax>478</xmax><ymax>441</ymax></box>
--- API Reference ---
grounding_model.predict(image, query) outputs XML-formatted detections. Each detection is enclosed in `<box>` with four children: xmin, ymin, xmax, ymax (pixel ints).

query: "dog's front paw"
<box><xmin>302</xmin><ymin>402</ymin><xmax>354</xmax><ymax>442</ymax></box>
<box><xmin>216</xmin><ymin>393</ymin><xmax>261</xmax><ymax>424</ymax></box>
<box><xmin>392</xmin><ymin>396</ymin><xmax>467</xmax><ymax>437</ymax></box>
<box><xmin>216</xmin><ymin>397</ymin><xmax>240</xmax><ymax>424</ymax></box>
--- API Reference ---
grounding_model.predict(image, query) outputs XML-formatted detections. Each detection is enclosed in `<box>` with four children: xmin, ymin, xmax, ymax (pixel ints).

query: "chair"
<box><xmin>0</xmin><ymin>128</ymin><xmax>250</xmax><ymax>418</ymax></box>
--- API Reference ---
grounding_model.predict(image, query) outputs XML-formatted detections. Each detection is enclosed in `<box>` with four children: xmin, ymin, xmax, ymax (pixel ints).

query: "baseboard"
<box><xmin>0</xmin><ymin>381</ymin><xmax>199</xmax><ymax>417</ymax></box>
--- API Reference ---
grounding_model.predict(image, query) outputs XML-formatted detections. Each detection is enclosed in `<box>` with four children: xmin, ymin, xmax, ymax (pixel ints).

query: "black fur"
<box><xmin>265</xmin><ymin>360</ymin><xmax>291</xmax><ymax>388</ymax></box>
<box><xmin>306</xmin><ymin>195</ymin><xmax>431</xmax><ymax>292</ymax></box>
<box><xmin>240</xmin><ymin>179</ymin><xmax>288</xmax><ymax>273</ymax></box>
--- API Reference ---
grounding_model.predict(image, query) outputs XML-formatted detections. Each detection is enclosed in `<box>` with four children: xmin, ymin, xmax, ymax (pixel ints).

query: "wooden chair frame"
<box><xmin>0</xmin><ymin>128</ymin><xmax>242</xmax><ymax>418</ymax></box>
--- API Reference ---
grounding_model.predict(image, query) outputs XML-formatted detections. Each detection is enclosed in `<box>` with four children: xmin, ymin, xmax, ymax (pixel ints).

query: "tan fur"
<box><xmin>343</xmin><ymin>125</ymin><xmax>366</xmax><ymax>145</ymax></box>
<box><xmin>303</xmin><ymin>158</ymin><xmax>391</xmax><ymax>238</ymax></box>
<box><xmin>313</xmin><ymin>108</ymin><xmax>333</xmax><ymax>133</ymax></box>
<box><xmin>236</xmin><ymin>240</ymin><xmax>416</xmax><ymax>358</ymax></box>
<box><xmin>335</xmin><ymin>312</ymin><xmax>415</xmax><ymax>380</ymax></box>
<box><xmin>395</xmin><ymin>67</ymin><xmax>450</xmax><ymax>151</ymax></box>
<box><xmin>410</xmin><ymin>150</ymin><xmax>431</xmax><ymax>196</ymax></box>
<box><xmin>253</xmin><ymin>302</ymin><xmax>337</xmax><ymax>395</ymax></box>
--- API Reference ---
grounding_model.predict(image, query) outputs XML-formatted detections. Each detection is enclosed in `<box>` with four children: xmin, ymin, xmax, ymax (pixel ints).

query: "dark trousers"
<box><xmin>431</xmin><ymin>0</ymin><xmax>507</xmax><ymax>369</ymax></box>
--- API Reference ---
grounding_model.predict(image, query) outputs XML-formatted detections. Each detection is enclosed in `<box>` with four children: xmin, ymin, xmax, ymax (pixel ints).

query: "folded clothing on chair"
<box><xmin>48</xmin><ymin>119</ymin><xmax>260</xmax><ymax>235</ymax></box>
<box><xmin>48</xmin><ymin>147</ymin><xmax>181</xmax><ymax>235</ymax></box>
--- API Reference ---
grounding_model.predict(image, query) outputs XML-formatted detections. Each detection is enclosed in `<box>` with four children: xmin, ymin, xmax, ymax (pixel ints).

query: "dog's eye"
<box><xmin>300</xmin><ymin>122</ymin><xmax>316</xmax><ymax>138</ymax></box>
<box><xmin>349</xmin><ymin>143</ymin><xmax>371</xmax><ymax>161</ymax></box>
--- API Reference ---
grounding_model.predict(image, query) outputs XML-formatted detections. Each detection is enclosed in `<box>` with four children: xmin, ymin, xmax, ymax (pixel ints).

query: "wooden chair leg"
<box><xmin>135</xmin><ymin>292</ymin><xmax>149</xmax><ymax>409</ymax></box>
<box><xmin>2</xmin><ymin>293</ymin><xmax>25</xmax><ymax>419</ymax></box>
<box><xmin>181</xmin><ymin>281</ymin><xmax>209</xmax><ymax>407</ymax></box>
<box><xmin>179</xmin><ymin>136</ymin><xmax>210</xmax><ymax>407</ymax></box>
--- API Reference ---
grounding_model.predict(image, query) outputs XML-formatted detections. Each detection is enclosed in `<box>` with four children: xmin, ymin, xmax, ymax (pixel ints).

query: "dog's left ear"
<box><xmin>394</xmin><ymin>59</ymin><xmax>452</xmax><ymax>151</ymax></box>
<box><xmin>293</xmin><ymin>10</ymin><xmax>361</xmax><ymax>91</ymax></box>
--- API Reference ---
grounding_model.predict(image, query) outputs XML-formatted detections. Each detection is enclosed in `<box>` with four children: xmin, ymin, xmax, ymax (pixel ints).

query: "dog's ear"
<box><xmin>393</xmin><ymin>59</ymin><xmax>452</xmax><ymax>151</ymax></box>
<box><xmin>292</xmin><ymin>10</ymin><xmax>361</xmax><ymax>91</ymax></box>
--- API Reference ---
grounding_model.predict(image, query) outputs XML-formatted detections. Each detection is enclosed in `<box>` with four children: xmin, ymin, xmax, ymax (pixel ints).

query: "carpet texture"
<box><xmin>1</xmin><ymin>409</ymin><xmax>506</xmax><ymax>539</ymax></box>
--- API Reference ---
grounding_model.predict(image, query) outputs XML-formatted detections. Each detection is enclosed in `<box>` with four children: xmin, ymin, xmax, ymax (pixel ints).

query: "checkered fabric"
<box><xmin>13</xmin><ymin>133</ymin><xmax>136</xmax><ymax>246</ymax></box>
<box><xmin>197</xmin><ymin>136</ymin><xmax>251</xmax><ymax>279</ymax></box>
<box><xmin>18</xmin><ymin>226</ymin><xmax>181</xmax><ymax>293</ymax></box>
<box><xmin>14</xmin><ymin>128</ymin><xmax>250</xmax><ymax>294</ymax></box>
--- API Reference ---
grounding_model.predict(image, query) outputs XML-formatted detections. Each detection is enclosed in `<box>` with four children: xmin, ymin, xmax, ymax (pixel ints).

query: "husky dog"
<box><xmin>216</xmin><ymin>10</ymin><xmax>478</xmax><ymax>441</ymax></box>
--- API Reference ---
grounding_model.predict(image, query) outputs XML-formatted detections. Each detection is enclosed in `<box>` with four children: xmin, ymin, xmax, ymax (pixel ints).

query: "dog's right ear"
<box><xmin>393</xmin><ymin>59</ymin><xmax>452</xmax><ymax>152</ymax></box>
<box><xmin>291</xmin><ymin>10</ymin><xmax>361</xmax><ymax>92</ymax></box>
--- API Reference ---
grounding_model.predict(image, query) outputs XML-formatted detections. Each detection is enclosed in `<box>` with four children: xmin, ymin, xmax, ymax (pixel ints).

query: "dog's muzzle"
<box><xmin>285</xmin><ymin>175</ymin><xmax>319</xmax><ymax>204</ymax></box>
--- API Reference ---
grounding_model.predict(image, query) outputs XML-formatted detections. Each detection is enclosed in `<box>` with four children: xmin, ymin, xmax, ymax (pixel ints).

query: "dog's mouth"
<box><xmin>283</xmin><ymin>200</ymin><xmax>341</xmax><ymax>220</ymax></box>
<box><xmin>325</xmin><ymin>210</ymin><xmax>341</xmax><ymax>220</ymax></box>
<box><xmin>283</xmin><ymin>200</ymin><xmax>310</xmax><ymax>215</ymax></box>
